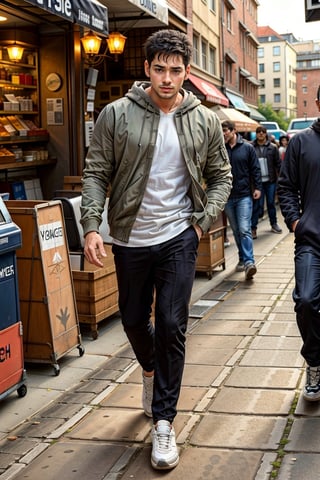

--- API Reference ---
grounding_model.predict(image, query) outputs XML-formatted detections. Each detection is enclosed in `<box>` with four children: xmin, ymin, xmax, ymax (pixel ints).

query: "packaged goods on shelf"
<box><xmin>0</xmin><ymin>124</ymin><xmax>10</xmax><ymax>137</ymax></box>
<box><xmin>0</xmin><ymin>147</ymin><xmax>15</xmax><ymax>164</ymax></box>
<box><xmin>0</xmin><ymin>117</ymin><xmax>17</xmax><ymax>135</ymax></box>
<box><xmin>7</xmin><ymin>116</ymin><xmax>29</xmax><ymax>136</ymax></box>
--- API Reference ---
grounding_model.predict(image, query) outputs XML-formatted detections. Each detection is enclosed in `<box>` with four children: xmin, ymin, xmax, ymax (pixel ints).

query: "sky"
<box><xmin>258</xmin><ymin>0</ymin><xmax>320</xmax><ymax>41</ymax></box>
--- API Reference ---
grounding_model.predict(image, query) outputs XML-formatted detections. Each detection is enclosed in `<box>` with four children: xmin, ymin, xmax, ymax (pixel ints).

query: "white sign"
<box><xmin>39</xmin><ymin>221</ymin><xmax>64</xmax><ymax>251</ymax></box>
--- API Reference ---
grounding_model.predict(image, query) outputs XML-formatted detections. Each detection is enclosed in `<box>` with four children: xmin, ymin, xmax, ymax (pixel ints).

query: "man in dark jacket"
<box><xmin>278</xmin><ymin>87</ymin><xmax>320</xmax><ymax>402</ymax></box>
<box><xmin>251</xmin><ymin>126</ymin><xmax>282</xmax><ymax>239</ymax></box>
<box><xmin>222</xmin><ymin>120</ymin><xmax>262</xmax><ymax>280</ymax></box>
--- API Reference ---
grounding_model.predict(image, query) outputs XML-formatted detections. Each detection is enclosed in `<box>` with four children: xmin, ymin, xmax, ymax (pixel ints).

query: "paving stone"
<box><xmin>189</xmin><ymin>413</ymin><xmax>286</xmax><ymax>449</ymax></box>
<box><xmin>39</xmin><ymin>403</ymin><xmax>82</xmax><ymax>419</ymax></box>
<box><xmin>285</xmin><ymin>418</ymin><xmax>320</xmax><ymax>452</ymax></box>
<box><xmin>224</xmin><ymin>366</ymin><xmax>301</xmax><ymax>389</ymax></box>
<box><xmin>259</xmin><ymin>321</ymin><xmax>300</xmax><ymax>337</ymax></box>
<box><xmin>192</xmin><ymin>320</ymin><xmax>258</xmax><ymax>336</ymax></box>
<box><xmin>295</xmin><ymin>393</ymin><xmax>320</xmax><ymax>416</ymax></box>
<box><xmin>177</xmin><ymin>386</ymin><xmax>208</xmax><ymax>411</ymax></box>
<box><xmin>121</xmin><ymin>446</ymin><xmax>266</xmax><ymax>480</ymax></box>
<box><xmin>75</xmin><ymin>379</ymin><xmax>109</xmax><ymax>394</ymax></box>
<box><xmin>240</xmin><ymin>350</ymin><xmax>303</xmax><ymax>368</ymax></box>
<box><xmin>205</xmin><ymin>311</ymin><xmax>266</xmax><ymax>321</ymax></box>
<box><xmin>57</xmin><ymin>391</ymin><xmax>96</xmax><ymax>404</ymax></box>
<box><xmin>0</xmin><ymin>437</ymin><xmax>38</xmax><ymax>456</ymax></box>
<box><xmin>185</xmin><ymin>346</ymin><xmax>237</xmax><ymax>365</ymax></box>
<box><xmin>99</xmin><ymin>384</ymin><xmax>143</xmax><ymax>411</ymax></box>
<box><xmin>208</xmin><ymin>387</ymin><xmax>295</xmax><ymax>415</ymax></box>
<box><xmin>68</xmin><ymin>408</ymin><xmax>151</xmax><ymax>442</ymax></box>
<box><xmin>250</xmin><ymin>336</ymin><xmax>302</xmax><ymax>350</ymax></box>
<box><xmin>277</xmin><ymin>453</ymin><xmax>320</xmax><ymax>480</ymax></box>
<box><xmin>181</xmin><ymin>364</ymin><xmax>223</xmax><ymax>387</ymax></box>
<box><xmin>10</xmin><ymin>417</ymin><xmax>64</xmax><ymax>439</ymax></box>
<box><xmin>0</xmin><ymin>452</ymin><xmax>17</xmax><ymax>469</ymax></box>
<box><xmin>187</xmin><ymin>334</ymin><xmax>244</xmax><ymax>350</ymax></box>
<box><xmin>14</xmin><ymin>440</ymin><xmax>128</xmax><ymax>480</ymax></box>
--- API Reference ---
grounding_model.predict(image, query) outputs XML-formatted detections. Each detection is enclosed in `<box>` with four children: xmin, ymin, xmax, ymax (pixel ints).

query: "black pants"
<box><xmin>293</xmin><ymin>244</ymin><xmax>320</xmax><ymax>366</ymax></box>
<box><xmin>112</xmin><ymin>226</ymin><xmax>199</xmax><ymax>423</ymax></box>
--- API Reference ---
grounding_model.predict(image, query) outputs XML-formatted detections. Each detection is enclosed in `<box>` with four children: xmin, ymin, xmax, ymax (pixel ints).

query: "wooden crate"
<box><xmin>5</xmin><ymin>200</ymin><xmax>84</xmax><ymax>375</ymax></box>
<box><xmin>72</xmin><ymin>244</ymin><xmax>119</xmax><ymax>339</ymax></box>
<box><xmin>196</xmin><ymin>227</ymin><xmax>225</xmax><ymax>279</ymax></box>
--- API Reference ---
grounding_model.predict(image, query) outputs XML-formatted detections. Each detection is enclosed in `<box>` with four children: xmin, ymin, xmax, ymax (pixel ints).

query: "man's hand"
<box><xmin>84</xmin><ymin>231</ymin><xmax>107</xmax><ymax>267</ymax></box>
<box><xmin>193</xmin><ymin>224</ymin><xmax>203</xmax><ymax>241</ymax></box>
<box><xmin>252</xmin><ymin>189</ymin><xmax>261</xmax><ymax>200</ymax></box>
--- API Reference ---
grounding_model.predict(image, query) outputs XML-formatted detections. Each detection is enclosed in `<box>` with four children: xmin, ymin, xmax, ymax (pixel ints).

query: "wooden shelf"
<box><xmin>0</xmin><ymin>135</ymin><xmax>49</xmax><ymax>145</ymax></box>
<box><xmin>0</xmin><ymin>158</ymin><xmax>56</xmax><ymax>172</ymax></box>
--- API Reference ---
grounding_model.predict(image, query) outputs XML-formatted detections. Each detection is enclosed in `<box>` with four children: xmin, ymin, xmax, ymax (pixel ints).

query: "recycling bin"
<box><xmin>0</xmin><ymin>195</ymin><xmax>27</xmax><ymax>400</ymax></box>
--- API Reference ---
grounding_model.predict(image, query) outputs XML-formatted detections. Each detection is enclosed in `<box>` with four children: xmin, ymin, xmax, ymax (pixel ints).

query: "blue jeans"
<box><xmin>225</xmin><ymin>195</ymin><xmax>254</xmax><ymax>266</ymax></box>
<box><xmin>252</xmin><ymin>181</ymin><xmax>277</xmax><ymax>229</ymax></box>
<box><xmin>112</xmin><ymin>226</ymin><xmax>199</xmax><ymax>423</ymax></box>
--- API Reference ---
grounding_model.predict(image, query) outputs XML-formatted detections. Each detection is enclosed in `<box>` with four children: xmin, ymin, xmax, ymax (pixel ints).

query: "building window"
<box><xmin>302</xmin><ymin>74</ymin><xmax>307</xmax><ymax>80</ymax></box>
<box><xmin>209</xmin><ymin>0</ymin><xmax>216</xmax><ymax>11</ymax></box>
<box><xmin>259</xmin><ymin>94</ymin><xmax>266</xmax><ymax>104</ymax></box>
<box><xmin>201</xmin><ymin>40</ymin><xmax>208</xmax><ymax>70</ymax></box>
<box><xmin>260</xmin><ymin>79</ymin><xmax>265</xmax><ymax>88</ymax></box>
<box><xmin>273</xmin><ymin>62</ymin><xmax>280</xmax><ymax>72</ymax></box>
<box><xmin>193</xmin><ymin>35</ymin><xmax>199</xmax><ymax>65</ymax></box>
<box><xmin>273</xmin><ymin>46</ymin><xmax>280</xmax><ymax>56</ymax></box>
<box><xmin>274</xmin><ymin>78</ymin><xmax>280</xmax><ymax>87</ymax></box>
<box><xmin>225</xmin><ymin>60</ymin><xmax>233</xmax><ymax>83</ymax></box>
<box><xmin>259</xmin><ymin>63</ymin><xmax>265</xmax><ymax>73</ymax></box>
<box><xmin>258</xmin><ymin>47</ymin><xmax>264</xmax><ymax>58</ymax></box>
<box><xmin>226</xmin><ymin>8</ymin><xmax>232</xmax><ymax>30</ymax></box>
<box><xmin>209</xmin><ymin>46</ymin><xmax>216</xmax><ymax>75</ymax></box>
<box><xmin>304</xmin><ymin>100</ymin><xmax>307</xmax><ymax>107</ymax></box>
<box><xmin>302</xmin><ymin>86</ymin><xmax>308</xmax><ymax>93</ymax></box>
<box><xmin>274</xmin><ymin>93</ymin><xmax>281</xmax><ymax>103</ymax></box>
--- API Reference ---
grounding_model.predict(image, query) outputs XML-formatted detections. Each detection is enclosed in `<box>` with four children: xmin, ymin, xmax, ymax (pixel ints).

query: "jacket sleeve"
<box><xmin>277</xmin><ymin>138</ymin><xmax>301</xmax><ymax>232</ymax></box>
<box><xmin>80</xmin><ymin>106</ymin><xmax>114</xmax><ymax>236</ymax></box>
<box><xmin>192</xmin><ymin>115</ymin><xmax>232</xmax><ymax>233</ymax></box>
<box><xmin>249</xmin><ymin>145</ymin><xmax>262</xmax><ymax>192</ymax></box>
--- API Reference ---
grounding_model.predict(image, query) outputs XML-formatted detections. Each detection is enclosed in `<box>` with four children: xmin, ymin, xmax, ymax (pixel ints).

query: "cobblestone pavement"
<box><xmin>1</xmin><ymin>213</ymin><xmax>318</xmax><ymax>480</ymax></box>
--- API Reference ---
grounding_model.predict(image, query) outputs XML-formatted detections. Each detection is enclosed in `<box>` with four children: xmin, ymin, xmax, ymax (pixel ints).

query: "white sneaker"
<box><xmin>151</xmin><ymin>420</ymin><xmax>179</xmax><ymax>470</ymax></box>
<box><xmin>142</xmin><ymin>373</ymin><xmax>153</xmax><ymax>417</ymax></box>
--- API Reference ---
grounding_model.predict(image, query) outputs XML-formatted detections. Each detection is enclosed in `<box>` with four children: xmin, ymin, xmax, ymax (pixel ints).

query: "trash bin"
<box><xmin>0</xmin><ymin>195</ymin><xmax>27</xmax><ymax>400</ymax></box>
<box><xmin>5</xmin><ymin>200</ymin><xmax>84</xmax><ymax>376</ymax></box>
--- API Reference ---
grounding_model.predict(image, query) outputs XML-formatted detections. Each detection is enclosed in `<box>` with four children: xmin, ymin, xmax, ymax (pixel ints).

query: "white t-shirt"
<box><xmin>113</xmin><ymin>110</ymin><xmax>192</xmax><ymax>247</ymax></box>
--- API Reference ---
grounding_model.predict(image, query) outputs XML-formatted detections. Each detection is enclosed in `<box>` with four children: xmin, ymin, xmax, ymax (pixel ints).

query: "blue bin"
<box><xmin>0</xmin><ymin>196</ymin><xmax>22</xmax><ymax>331</ymax></box>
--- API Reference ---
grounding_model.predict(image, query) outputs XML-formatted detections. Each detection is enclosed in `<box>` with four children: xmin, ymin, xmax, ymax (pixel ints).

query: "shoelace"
<box><xmin>156</xmin><ymin>427</ymin><xmax>171</xmax><ymax>451</ymax></box>
<box><xmin>307</xmin><ymin>366</ymin><xmax>320</xmax><ymax>387</ymax></box>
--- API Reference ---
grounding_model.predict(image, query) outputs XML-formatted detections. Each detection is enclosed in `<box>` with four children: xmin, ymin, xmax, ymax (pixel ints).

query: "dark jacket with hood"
<box><xmin>80</xmin><ymin>81</ymin><xmax>232</xmax><ymax>242</ymax></box>
<box><xmin>278</xmin><ymin>118</ymin><xmax>320</xmax><ymax>249</ymax></box>
<box><xmin>225</xmin><ymin>133</ymin><xmax>262</xmax><ymax>199</ymax></box>
<box><xmin>252</xmin><ymin>137</ymin><xmax>281</xmax><ymax>183</ymax></box>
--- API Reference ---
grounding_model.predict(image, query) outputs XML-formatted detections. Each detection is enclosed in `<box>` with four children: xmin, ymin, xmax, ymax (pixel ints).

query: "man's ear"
<box><xmin>144</xmin><ymin>60</ymin><xmax>150</xmax><ymax>78</ymax></box>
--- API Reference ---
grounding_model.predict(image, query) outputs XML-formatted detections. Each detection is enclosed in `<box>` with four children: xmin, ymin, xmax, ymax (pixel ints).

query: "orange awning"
<box><xmin>186</xmin><ymin>74</ymin><xmax>229</xmax><ymax>107</ymax></box>
<box><xmin>211</xmin><ymin>105</ymin><xmax>259</xmax><ymax>132</ymax></box>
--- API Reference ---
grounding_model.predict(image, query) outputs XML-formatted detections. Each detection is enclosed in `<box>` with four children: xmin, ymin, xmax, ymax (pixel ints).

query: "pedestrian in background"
<box><xmin>278</xmin><ymin>134</ymin><xmax>289</xmax><ymax>161</ymax></box>
<box><xmin>278</xmin><ymin>86</ymin><xmax>320</xmax><ymax>402</ymax></box>
<box><xmin>251</xmin><ymin>125</ymin><xmax>282</xmax><ymax>239</ymax></box>
<box><xmin>80</xmin><ymin>29</ymin><xmax>232</xmax><ymax>470</ymax></box>
<box><xmin>222</xmin><ymin>120</ymin><xmax>262</xmax><ymax>280</ymax></box>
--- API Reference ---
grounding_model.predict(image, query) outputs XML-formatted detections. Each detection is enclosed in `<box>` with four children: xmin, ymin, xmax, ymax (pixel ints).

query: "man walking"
<box><xmin>278</xmin><ymin>87</ymin><xmax>320</xmax><ymax>402</ymax></box>
<box><xmin>251</xmin><ymin>125</ymin><xmax>282</xmax><ymax>239</ymax></box>
<box><xmin>80</xmin><ymin>29</ymin><xmax>232</xmax><ymax>469</ymax></box>
<box><xmin>222</xmin><ymin>120</ymin><xmax>262</xmax><ymax>280</ymax></box>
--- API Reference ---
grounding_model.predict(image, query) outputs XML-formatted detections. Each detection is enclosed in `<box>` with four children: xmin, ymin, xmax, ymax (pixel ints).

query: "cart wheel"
<box><xmin>91</xmin><ymin>330</ymin><xmax>98</xmax><ymax>340</ymax></box>
<box><xmin>206</xmin><ymin>272</ymin><xmax>213</xmax><ymax>280</ymax></box>
<box><xmin>78</xmin><ymin>344</ymin><xmax>85</xmax><ymax>357</ymax></box>
<box><xmin>17</xmin><ymin>384</ymin><xmax>27</xmax><ymax>398</ymax></box>
<box><xmin>53</xmin><ymin>364</ymin><xmax>60</xmax><ymax>376</ymax></box>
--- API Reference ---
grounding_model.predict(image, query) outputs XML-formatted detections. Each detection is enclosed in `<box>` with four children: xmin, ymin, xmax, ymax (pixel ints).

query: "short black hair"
<box><xmin>144</xmin><ymin>29</ymin><xmax>192</xmax><ymax>68</ymax></box>
<box><xmin>221</xmin><ymin>120</ymin><xmax>235</xmax><ymax>131</ymax></box>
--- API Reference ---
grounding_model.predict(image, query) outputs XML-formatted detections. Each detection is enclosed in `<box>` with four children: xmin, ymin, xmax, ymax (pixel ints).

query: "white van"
<box><xmin>287</xmin><ymin>117</ymin><xmax>316</xmax><ymax>137</ymax></box>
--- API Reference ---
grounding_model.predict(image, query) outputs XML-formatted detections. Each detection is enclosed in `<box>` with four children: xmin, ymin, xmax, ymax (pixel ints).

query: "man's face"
<box><xmin>144</xmin><ymin>53</ymin><xmax>190</xmax><ymax>101</ymax></box>
<box><xmin>222</xmin><ymin>126</ymin><xmax>234</xmax><ymax>144</ymax></box>
<box><xmin>256</xmin><ymin>129</ymin><xmax>267</xmax><ymax>142</ymax></box>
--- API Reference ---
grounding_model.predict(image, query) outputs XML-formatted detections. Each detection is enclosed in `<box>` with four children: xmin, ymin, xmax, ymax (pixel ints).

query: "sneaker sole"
<box><xmin>303</xmin><ymin>390</ymin><xmax>320</xmax><ymax>402</ymax></box>
<box><xmin>151</xmin><ymin>455</ymin><xmax>179</xmax><ymax>470</ymax></box>
<box><xmin>245</xmin><ymin>265</ymin><xmax>257</xmax><ymax>280</ymax></box>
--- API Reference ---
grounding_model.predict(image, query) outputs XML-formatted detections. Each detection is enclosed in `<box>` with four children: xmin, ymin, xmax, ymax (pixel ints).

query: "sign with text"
<box><xmin>305</xmin><ymin>0</ymin><xmax>320</xmax><ymax>21</ymax></box>
<box><xmin>25</xmin><ymin>0</ymin><xmax>108</xmax><ymax>35</ymax></box>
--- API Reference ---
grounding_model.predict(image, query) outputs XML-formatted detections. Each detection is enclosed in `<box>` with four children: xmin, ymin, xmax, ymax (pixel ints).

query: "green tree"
<box><xmin>258</xmin><ymin>102</ymin><xmax>289</xmax><ymax>131</ymax></box>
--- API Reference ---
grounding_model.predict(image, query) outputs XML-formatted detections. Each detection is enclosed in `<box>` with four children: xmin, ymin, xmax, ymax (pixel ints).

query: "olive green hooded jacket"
<box><xmin>80</xmin><ymin>81</ymin><xmax>232</xmax><ymax>242</ymax></box>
